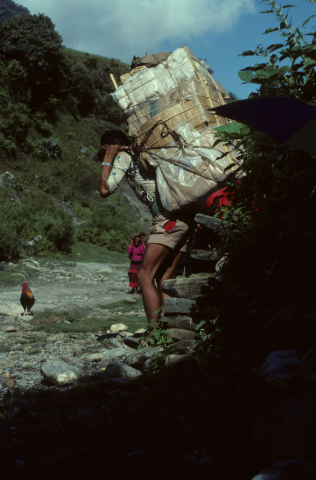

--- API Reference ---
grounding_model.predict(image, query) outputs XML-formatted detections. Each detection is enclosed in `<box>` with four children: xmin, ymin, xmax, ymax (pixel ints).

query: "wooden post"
<box><xmin>110</xmin><ymin>73</ymin><xmax>118</xmax><ymax>90</ymax></box>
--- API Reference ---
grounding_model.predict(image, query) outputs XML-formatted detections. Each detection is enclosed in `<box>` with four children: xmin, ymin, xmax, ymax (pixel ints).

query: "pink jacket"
<box><xmin>127</xmin><ymin>244</ymin><xmax>144</xmax><ymax>262</ymax></box>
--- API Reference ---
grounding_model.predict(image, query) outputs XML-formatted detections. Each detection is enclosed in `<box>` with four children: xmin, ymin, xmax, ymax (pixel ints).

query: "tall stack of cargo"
<box><xmin>112</xmin><ymin>46</ymin><xmax>238</xmax><ymax>212</ymax></box>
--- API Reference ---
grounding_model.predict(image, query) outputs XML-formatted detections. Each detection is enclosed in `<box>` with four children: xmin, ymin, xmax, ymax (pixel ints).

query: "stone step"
<box><xmin>161</xmin><ymin>276</ymin><xmax>216</xmax><ymax>300</ymax></box>
<box><xmin>194</xmin><ymin>213</ymin><xmax>223</xmax><ymax>230</ymax></box>
<box><xmin>167</xmin><ymin>328</ymin><xmax>196</xmax><ymax>342</ymax></box>
<box><xmin>190</xmin><ymin>250</ymin><xmax>219</xmax><ymax>275</ymax></box>
<box><xmin>163</xmin><ymin>315</ymin><xmax>198</xmax><ymax>331</ymax></box>
<box><xmin>164</xmin><ymin>298</ymin><xmax>197</xmax><ymax>316</ymax></box>
<box><xmin>190</xmin><ymin>249</ymin><xmax>220</xmax><ymax>263</ymax></box>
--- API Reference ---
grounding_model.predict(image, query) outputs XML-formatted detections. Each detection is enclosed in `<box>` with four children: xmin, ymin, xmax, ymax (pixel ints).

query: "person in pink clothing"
<box><xmin>127</xmin><ymin>236</ymin><xmax>145</xmax><ymax>294</ymax></box>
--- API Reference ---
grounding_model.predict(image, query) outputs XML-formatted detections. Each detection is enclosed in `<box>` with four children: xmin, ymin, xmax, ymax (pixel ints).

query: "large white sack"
<box><xmin>144</xmin><ymin>122</ymin><xmax>232</xmax><ymax>212</ymax></box>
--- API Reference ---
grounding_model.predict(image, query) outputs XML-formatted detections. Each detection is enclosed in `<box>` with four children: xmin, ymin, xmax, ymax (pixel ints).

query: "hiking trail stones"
<box><xmin>40</xmin><ymin>356</ymin><xmax>85</xmax><ymax>386</ymax></box>
<box><xmin>105</xmin><ymin>361</ymin><xmax>142</xmax><ymax>379</ymax></box>
<box><xmin>2</xmin><ymin>211</ymin><xmax>316</xmax><ymax>478</ymax></box>
<box><xmin>110</xmin><ymin>323</ymin><xmax>128</xmax><ymax>333</ymax></box>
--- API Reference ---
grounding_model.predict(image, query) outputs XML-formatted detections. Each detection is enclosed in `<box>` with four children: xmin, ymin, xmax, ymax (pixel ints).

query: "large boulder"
<box><xmin>259</xmin><ymin>350</ymin><xmax>300</xmax><ymax>389</ymax></box>
<box><xmin>100</xmin><ymin>348</ymin><xmax>129</xmax><ymax>366</ymax></box>
<box><xmin>40</xmin><ymin>356</ymin><xmax>85</xmax><ymax>386</ymax></box>
<box><xmin>165</xmin><ymin>354</ymin><xmax>199</xmax><ymax>369</ymax></box>
<box><xmin>104</xmin><ymin>361</ymin><xmax>142</xmax><ymax>379</ymax></box>
<box><xmin>123</xmin><ymin>346</ymin><xmax>163</xmax><ymax>369</ymax></box>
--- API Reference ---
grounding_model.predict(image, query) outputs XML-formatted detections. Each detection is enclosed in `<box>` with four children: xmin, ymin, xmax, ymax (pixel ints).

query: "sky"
<box><xmin>17</xmin><ymin>0</ymin><xmax>316</xmax><ymax>99</ymax></box>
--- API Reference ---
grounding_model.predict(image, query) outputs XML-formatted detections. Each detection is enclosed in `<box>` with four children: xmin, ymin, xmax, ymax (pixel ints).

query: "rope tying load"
<box><xmin>110</xmin><ymin>46</ymin><xmax>239</xmax><ymax>212</ymax></box>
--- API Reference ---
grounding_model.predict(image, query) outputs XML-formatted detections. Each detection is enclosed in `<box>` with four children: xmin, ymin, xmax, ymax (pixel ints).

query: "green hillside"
<box><xmin>0</xmin><ymin>12</ymin><xmax>147</xmax><ymax>261</ymax></box>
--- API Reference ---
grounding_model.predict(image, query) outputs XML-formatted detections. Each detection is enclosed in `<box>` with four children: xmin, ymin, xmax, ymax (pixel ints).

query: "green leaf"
<box><xmin>263</xmin><ymin>28</ymin><xmax>279</xmax><ymax>34</ymax></box>
<box><xmin>303</xmin><ymin>15</ymin><xmax>316</xmax><ymax>28</ymax></box>
<box><xmin>195</xmin><ymin>320</ymin><xmax>206</xmax><ymax>331</ymax></box>
<box><xmin>267</xmin><ymin>43</ymin><xmax>284</xmax><ymax>53</ymax></box>
<box><xmin>304</xmin><ymin>58</ymin><xmax>316</xmax><ymax>68</ymax></box>
<box><xmin>241</xmin><ymin>50</ymin><xmax>258</xmax><ymax>56</ymax></box>
<box><xmin>214</xmin><ymin>122</ymin><xmax>251</xmax><ymax>139</ymax></box>
<box><xmin>238</xmin><ymin>70</ymin><xmax>256</xmax><ymax>82</ymax></box>
<box><xmin>211</xmin><ymin>138</ymin><xmax>222</xmax><ymax>149</ymax></box>
<box><xmin>277</xmin><ymin>65</ymin><xmax>290</xmax><ymax>76</ymax></box>
<box><xmin>259</xmin><ymin>10</ymin><xmax>274</xmax><ymax>14</ymax></box>
<box><xmin>283</xmin><ymin>5</ymin><xmax>296</xmax><ymax>8</ymax></box>
<box><xmin>224</xmin><ymin>163</ymin><xmax>237</xmax><ymax>173</ymax></box>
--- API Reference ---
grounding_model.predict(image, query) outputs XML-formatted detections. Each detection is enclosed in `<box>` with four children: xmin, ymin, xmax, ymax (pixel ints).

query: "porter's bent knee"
<box><xmin>137</xmin><ymin>266</ymin><xmax>153</xmax><ymax>288</ymax></box>
<box><xmin>136</xmin><ymin>269</ymin><xmax>145</xmax><ymax>288</ymax></box>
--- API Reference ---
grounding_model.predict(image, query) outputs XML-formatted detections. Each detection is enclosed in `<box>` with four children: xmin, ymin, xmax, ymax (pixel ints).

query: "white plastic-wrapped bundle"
<box><xmin>111</xmin><ymin>46</ymin><xmax>238</xmax><ymax>212</ymax></box>
<box><xmin>144</xmin><ymin>122</ymin><xmax>232</xmax><ymax>211</ymax></box>
<box><xmin>112</xmin><ymin>48</ymin><xmax>217</xmax><ymax>129</ymax></box>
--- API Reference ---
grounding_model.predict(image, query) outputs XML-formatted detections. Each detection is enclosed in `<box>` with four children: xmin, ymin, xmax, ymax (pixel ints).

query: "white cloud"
<box><xmin>19</xmin><ymin>0</ymin><xmax>256</xmax><ymax>62</ymax></box>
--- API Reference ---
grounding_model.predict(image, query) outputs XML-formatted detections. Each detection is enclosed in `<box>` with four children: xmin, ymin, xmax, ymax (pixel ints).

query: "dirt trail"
<box><xmin>0</xmin><ymin>260</ymin><xmax>135</xmax><ymax>317</ymax></box>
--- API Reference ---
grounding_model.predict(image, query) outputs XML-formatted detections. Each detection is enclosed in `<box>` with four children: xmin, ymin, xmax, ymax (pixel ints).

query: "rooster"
<box><xmin>20</xmin><ymin>283</ymin><xmax>35</xmax><ymax>316</ymax></box>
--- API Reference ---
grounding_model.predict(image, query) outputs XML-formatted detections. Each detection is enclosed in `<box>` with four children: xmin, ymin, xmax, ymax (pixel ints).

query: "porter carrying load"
<box><xmin>111</xmin><ymin>46</ymin><xmax>239</xmax><ymax>212</ymax></box>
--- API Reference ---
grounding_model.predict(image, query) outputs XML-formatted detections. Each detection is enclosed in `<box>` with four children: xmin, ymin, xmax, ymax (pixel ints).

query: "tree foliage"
<box><xmin>0</xmin><ymin>13</ymin><xmax>128</xmax><ymax>156</ymax></box>
<box><xmin>212</xmin><ymin>0</ymin><xmax>316</xmax><ymax>291</ymax></box>
<box><xmin>0</xmin><ymin>14</ymin><xmax>63</xmax><ymax>105</ymax></box>
<box><xmin>0</xmin><ymin>0</ymin><xmax>29</xmax><ymax>24</ymax></box>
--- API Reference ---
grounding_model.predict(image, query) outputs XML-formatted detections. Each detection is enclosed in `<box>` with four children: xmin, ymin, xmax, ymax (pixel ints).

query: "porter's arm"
<box><xmin>99</xmin><ymin>144</ymin><xmax>122</xmax><ymax>198</ymax></box>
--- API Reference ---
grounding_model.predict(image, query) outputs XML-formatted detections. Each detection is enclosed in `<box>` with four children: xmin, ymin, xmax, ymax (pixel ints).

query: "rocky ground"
<box><xmin>0</xmin><ymin>257</ymin><xmax>140</xmax><ymax>315</ymax></box>
<box><xmin>2</xmin><ymin>253</ymin><xmax>316</xmax><ymax>480</ymax></box>
<box><xmin>0</xmin><ymin>257</ymin><xmax>210</xmax><ymax>480</ymax></box>
<box><xmin>0</xmin><ymin>257</ymin><xmax>149</xmax><ymax>398</ymax></box>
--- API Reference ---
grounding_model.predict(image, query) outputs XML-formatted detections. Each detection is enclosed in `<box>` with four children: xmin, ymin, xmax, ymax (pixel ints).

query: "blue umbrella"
<box><xmin>212</xmin><ymin>97</ymin><xmax>316</xmax><ymax>156</ymax></box>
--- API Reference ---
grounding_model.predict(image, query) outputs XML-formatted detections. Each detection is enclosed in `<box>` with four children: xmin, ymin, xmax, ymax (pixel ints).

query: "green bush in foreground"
<box><xmin>211</xmin><ymin>1</ymin><xmax>316</xmax><ymax>294</ymax></box>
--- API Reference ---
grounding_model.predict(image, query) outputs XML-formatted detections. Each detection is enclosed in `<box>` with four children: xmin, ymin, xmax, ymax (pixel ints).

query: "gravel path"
<box><xmin>0</xmin><ymin>259</ymin><xmax>135</xmax><ymax>316</ymax></box>
<box><xmin>0</xmin><ymin>258</ymin><xmax>148</xmax><ymax>399</ymax></box>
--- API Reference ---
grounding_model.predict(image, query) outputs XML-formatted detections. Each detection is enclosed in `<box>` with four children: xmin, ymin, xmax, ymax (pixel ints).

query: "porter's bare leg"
<box><xmin>137</xmin><ymin>244</ymin><xmax>183</xmax><ymax>325</ymax></box>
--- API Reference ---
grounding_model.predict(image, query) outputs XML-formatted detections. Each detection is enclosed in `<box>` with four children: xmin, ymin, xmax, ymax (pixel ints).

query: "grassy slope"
<box><xmin>0</xmin><ymin>49</ymin><xmax>151</xmax><ymax>259</ymax></box>
<box><xmin>63</xmin><ymin>47</ymin><xmax>129</xmax><ymax>70</ymax></box>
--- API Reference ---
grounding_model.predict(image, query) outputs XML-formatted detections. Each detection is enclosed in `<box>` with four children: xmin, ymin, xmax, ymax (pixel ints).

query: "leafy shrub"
<box><xmin>0</xmin><ymin>195</ymin><xmax>74</xmax><ymax>259</ymax></box>
<box><xmin>77</xmin><ymin>201</ymin><xmax>139</xmax><ymax>253</ymax></box>
<box><xmin>31</xmin><ymin>211</ymin><xmax>74</xmax><ymax>255</ymax></box>
<box><xmin>2</xmin><ymin>59</ymin><xmax>30</xmax><ymax>102</ymax></box>
<box><xmin>0</xmin><ymin>223</ymin><xmax>20</xmax><ymax>261</ymax></box>
<box><xmin>210</xmin><ymin>1</ymin><xmax>316</xmax><ymax>293</ymax></box>
<box><xmin>1</xmin><ymin>102</ymin><xmax>32</xmax><ymax>147</ymax></box>
<box><xmin>36</xmin><ymin>138</ymin><xmax>62</xmax><ymax>159</ymax></box>
<box><xmin>22</xmin><ymin>173</ymin><xmax>73</xmax><ymax>202</ymax></box>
